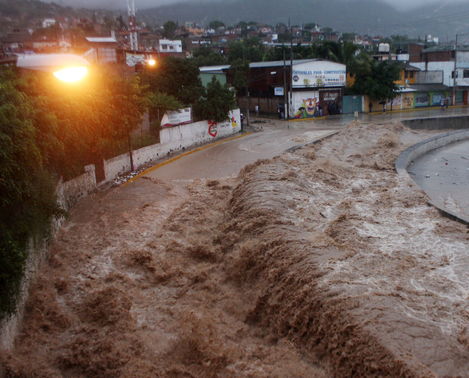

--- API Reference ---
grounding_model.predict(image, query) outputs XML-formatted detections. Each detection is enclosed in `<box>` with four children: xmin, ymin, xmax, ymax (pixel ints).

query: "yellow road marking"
<box><xmin>124</xmin><ymin>132</ymin><xmax>253</xmax><ymax>185</ymax></box>
<box><xmin>371</xmin><ymin>104</ymin><xmax>468</xmax><ymax>116</ymax></box>
<box><xmin>288</xmin><ymin>116</ymin><xmax>327</xmax><ymax>122</ymax></box>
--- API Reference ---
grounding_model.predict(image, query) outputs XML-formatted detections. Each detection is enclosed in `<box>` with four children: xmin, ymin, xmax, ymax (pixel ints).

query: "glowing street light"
<box><xmin>17</xmin><ymin>53</ymin><xmax>90</xmax><ymax>83</ymax></box>
<box><xmin>147</xmin><ymin>58</ymin><xmax>157</xmax><ymax>68</ymax></box>
<box><xmin>53</xmin><ymin>66</ymin><xmax>89</xmax><ymax>83</ymax></box>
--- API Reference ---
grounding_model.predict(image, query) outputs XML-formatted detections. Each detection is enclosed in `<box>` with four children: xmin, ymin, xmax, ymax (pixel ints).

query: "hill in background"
<box><xmin>139</xmin><ymin>0</ymin><xmax>469</xmax><ymax>39</ymax></box>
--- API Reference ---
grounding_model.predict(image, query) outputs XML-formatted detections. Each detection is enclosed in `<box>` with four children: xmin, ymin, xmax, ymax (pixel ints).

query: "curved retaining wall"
<box><xmin>395</xmin><ymin>129</ymin><xmax>469</xmax><ymax>224</ymax></box>
<box><xmin>402</xmin><ymin>115</ymin><xmax>469</xmax><ymax>130</ymax></box>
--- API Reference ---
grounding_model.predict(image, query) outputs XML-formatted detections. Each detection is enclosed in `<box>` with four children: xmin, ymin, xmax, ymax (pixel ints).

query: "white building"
<box><xmin>412</xmin><ymin>49</ymin><xmax>469</xmax><ymax>88</ymax></box>
<box><xmin>42</xmin><ymin>19</ymin><xmax>56</xmax><ymax>29</ymax></box>
<box><xmin>158</xmin><ymin>39</ymin><xmax>183</xmax><ymax>53</ymax></box>
<box><xmin>248</xmin><ymin>59</ymin><xmax>346</xmax><ymax>118</ymax></box>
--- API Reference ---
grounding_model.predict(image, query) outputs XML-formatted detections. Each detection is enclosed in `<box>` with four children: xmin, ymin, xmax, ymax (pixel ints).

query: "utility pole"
<box><xmin>128</xmin><ymin>0</ymin><xmax>138</xmax><ymax>52</ymax></box>
<box><xmin>283</xmin><ymin>45</ymin><xmax>288</xmax><ymax>121</ymax></box>
<box><xmin>289</xmin><ymin>18</ymin><xmax>294</xmax><ymax>120</ymax></box>
<box><xmin>453</xmin><ymin>34</ymin><xmax>458</xmax><ymax>106</ymax></box>
<box><xmin>126</xmin><ymin>0</ymin><xmax>138</xmax><ymax>171</ymax></box>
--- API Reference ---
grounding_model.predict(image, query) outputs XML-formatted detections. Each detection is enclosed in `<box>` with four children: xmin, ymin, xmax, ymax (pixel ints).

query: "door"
<box><xmin>343</xmin><ymin>95</ymin><xmax>363</xmax><ymax>114</ymax></box>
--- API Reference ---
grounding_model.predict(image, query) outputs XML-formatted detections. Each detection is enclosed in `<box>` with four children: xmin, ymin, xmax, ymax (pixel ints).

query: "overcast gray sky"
<box><xmin>41</xmin><ymin>0</ymin><xmax>464</xmax><ymax>10</ymax></box>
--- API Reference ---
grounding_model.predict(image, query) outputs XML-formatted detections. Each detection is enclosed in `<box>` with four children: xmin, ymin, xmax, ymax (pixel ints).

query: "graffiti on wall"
<box><xmin>294</xmin><ymin>97</ymin><xmax>320</xmax><ymax>119</ymax></box>
<box><xmin>208</xmin><ymin>120</ymin><xmax>218</xmax><ymax>137</ymax></box>
<box><xmin>231</xmin><ymin>116</ymin><xmax>238</xmax><ymax>129</ymax></box>
<box><xmin>402</xmin><ymin>93</ymin><xmax>414</xmax><ymax>109</ymax></box>
<box><xmin>415</xmin><ymin>93</ymin><xmax>429</xmax><ymax>107</ymax></box>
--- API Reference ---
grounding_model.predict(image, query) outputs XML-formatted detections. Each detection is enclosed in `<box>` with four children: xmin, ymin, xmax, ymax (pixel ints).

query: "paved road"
<box><xmin>409</xmin><ymin>139</ymin><xmax>469</xmax><ymax>221</ymax></box>
<box><xmin>144</xmin><ymin>122</ymin><xmax>338</xmax><ymax>181</ymax></box>
<box><xmin>140</xmin><ymin>107</ymin><xmax>469</xmax><ymax>182</ymax></box>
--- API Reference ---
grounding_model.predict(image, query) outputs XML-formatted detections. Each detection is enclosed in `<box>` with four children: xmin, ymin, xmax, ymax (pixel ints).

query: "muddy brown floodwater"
<box><xmin>1</xmin><ymin>121</ymin><xmax>468</xmax><ymax>377</ymax></box>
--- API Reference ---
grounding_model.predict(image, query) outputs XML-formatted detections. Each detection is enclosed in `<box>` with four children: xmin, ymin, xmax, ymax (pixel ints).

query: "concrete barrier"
<box><xmin>395</xmin><ymin>129</ymin><xmax>469</xmax><ymax>224</ymax></box>
<box><xmin>104</xmin><ymin>109</ymin><xmax>241</xmax><ymax>182</ymax></box>
<box><xmin>402</xmin><ymin>115</ymin><xmax>469</xmax><ymax>130</ymax></box>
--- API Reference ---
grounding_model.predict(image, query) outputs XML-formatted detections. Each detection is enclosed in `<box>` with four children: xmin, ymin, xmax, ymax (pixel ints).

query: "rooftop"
<box><xmin>409</xmin><ymin>84</ymin><xmax>450</xmax><ymax>92</ymax></box>
<box><xmin>199</xmin><ymin>65</ymin><xmax>231</xmax><ymax>73</ymax></box>
<box><xmin>422</xmin><ymin>45</ymin><xmax>469</xmax><ymax>53</ymax></box>
<box><xmin>250</xmin><ymin>59</ymin><xmax>345</xmax><ymax>69</ymax></box>
<box><xmin>85</xmin><ymin>37</ymin><xmax>117</xmax><ymax>44</ymax></box>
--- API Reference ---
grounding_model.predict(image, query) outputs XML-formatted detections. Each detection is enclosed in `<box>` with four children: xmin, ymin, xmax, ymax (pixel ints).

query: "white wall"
<box><xmin>292</xmin><ymin>61</ymin><xmax>346</xmax><ymax>88</ymax></box>
<box><xmin>290</xmin><ymin>91</ymin><xmax>320</xmax><ymax>117</ymax></box>
<box><xmin>159</xmin><ymin>39</ymin><xmax>183</xmax><ymax>53</ymax></box>
<box><xmin>104</xmin><ymin>109</ymin><xmax>241</xmax><ymax>181</ymax></box>
<box><xmin>411</xmin><ymin>61</ymin><xmax>469</xmax><ymax>87</ymax></box>
<box><xmin>415</xmin><ymin>70</ymin><xmax>443</xmax><ymax>84</ymax></box>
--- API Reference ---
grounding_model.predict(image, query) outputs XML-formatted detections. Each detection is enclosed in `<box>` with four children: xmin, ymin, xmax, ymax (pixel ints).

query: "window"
<box><xmin>464</xmin><ymin>70</ymin><xmax>469</xmax><ymax>78</ymax></box>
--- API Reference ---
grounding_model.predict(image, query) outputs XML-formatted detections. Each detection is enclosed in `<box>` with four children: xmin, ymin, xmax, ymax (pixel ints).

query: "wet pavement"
<box><xmin>409</xmin><ymin>139</ymin><xmax>469</xmax><ymax>221</ymax></box>
<box><xmin>144</xmin><ymin>122</ymin><xmax>337</xmax><ymax>181</ymax></box>
<box><xmin>143</xmin><ymin>106</ymin><xmax>469</xmax><ymax>183</ymax></box>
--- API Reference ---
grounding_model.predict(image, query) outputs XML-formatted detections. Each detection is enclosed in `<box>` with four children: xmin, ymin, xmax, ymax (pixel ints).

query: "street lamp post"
<box><xmin>452</xmin><ymin>32</ymin><xmax>469</xmax><ymax>106</ymax></box>
<box><xmin>453</xmin><ymin>34</ymin><xmax>458</xmax><ymax>107</ymax></box>
<box><xmin>125</xmin><ymin>57</ymin><xmax>157</xmax><ymax>172</ymax></box>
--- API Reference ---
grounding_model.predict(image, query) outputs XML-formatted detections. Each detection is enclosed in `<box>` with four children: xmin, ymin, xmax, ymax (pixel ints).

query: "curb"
<box><xmin>286</xmin><ymin>130</ymin><xmax>339</xmax><ymax>153</ymax></box>
<box><xmin>124</xmin><ymin>131</ymin><xmax>253</xmax><ymax>185</ymax></box>
<box><xmin>288</xmin><ymin>116</ymin><xmax>328</xmax><ymax>122</ymax></box>
<box><xmin>371</xmin><ymin>104</ymin><xmax>468</xmax><ymax>116</ymax></box>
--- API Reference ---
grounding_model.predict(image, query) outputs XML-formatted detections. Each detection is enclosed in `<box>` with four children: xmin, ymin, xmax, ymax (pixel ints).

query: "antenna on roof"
<box><xmin>127</xmin><ymin>0</ymin><xmax>138</xmax><ymax>51</ymax></box>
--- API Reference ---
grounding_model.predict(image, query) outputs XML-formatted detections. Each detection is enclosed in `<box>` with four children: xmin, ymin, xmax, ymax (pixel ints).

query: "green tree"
<box><xmin>0</xmin><ymin>70</ymin><xmax>59</xmax><ymax>318</ymax></box>
<box><xmin>148</xmin><ymin>92</ymin><xmax>182</xmax><ymax>136</ymax></box>
<box><xmin>191</xmin><ymin>46</ymin><xmax>227</xmax><ymax>67</ymax></box>
<box><xmin>229</xmin><ymin>58</ymin><xmax>249</xmax><ymax>95</ymax></box>
<box><xmin>163</xmin><ymin>20</ymin><xmax>177</xmax><ymax>39</ymax></box>
<box><xmin>341</xmin><ymin>32</ymin><xmax>356</xmax><ymax>42</ymax></box>
<box><xmin>351</xmin><ymin>60</ymin><xmax>400</xmax><ymax>103</ymax></box>
<box><xmin>312</xmin><ymin>41</ymin><xmax>359</xmax><ymax>70</ymax></box>
<box><xmin>209</xmin><ymin>20</ymin><xmax>225</xmax><ymax>30</ymax></box>
<box><xmin>142</xmin><ymin>56</ymin><xmax>204</xmax><ymax>106</ymax></box>
<box><xmin>193</xmin><ymin>77</ymin><xmax>236</xmax><ymax>122</ymax></box>
<box><xmin>20</xmin><ymin>69</ymin><xmax>147</xmax><ymax>178</ymax></box>
<box><xmin>0</xmin><ymin>64</ymin><xmax>148</xmax><ymax>319</ymax></box>
<box><xmin>227</xmin><ymin>38</ymin><xmax>265</xmax><ymax>64</ymax></box>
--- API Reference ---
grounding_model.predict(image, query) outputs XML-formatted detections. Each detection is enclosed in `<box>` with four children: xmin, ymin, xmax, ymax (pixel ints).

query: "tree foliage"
<box><xmin>227</xmin><ymin>38</ymin><xmax>265</xmax><ymax>64</ymax></box>
<box><xmin>208</xmin><ymin>20</ymin><xmax>225</xmax><ymax>30</ymax></box>
<box><xmin>351</xmin><ymin>59</ymin><xmax>401</xmax><ymax>102</ymax></box>
<box><xmin>0</xmin><ymin>70</ymin><xmax>59</xmax><ymax>318</ymax></box>
<box><xmin>147</xmin><ymin>92</ymin><xmax>182</xmax><ymax>134</ymax></box>
<box><xmin>163</xmin><ymin>20</ymin><xmax>177</xmax><ymax>39</ymax></box>
<box><xmin>229</xmin><ymin>58</ymin><xmax>249</xmax><ymax>95</ymax></box>
<box><xmin>193</xmin><ymin>77</ymin><xmax>236</xmax><ymax>122</ymax></box>
<box><xmin>191</xmin><ymin>46</ymin><xmax>227</xmax><ymax>67</ymax></box>
<box><xmin>142</xmin><ymin>56</ymin><xmax>204</xmax><ymax>106</ymax></box>
<box><xmin>0</xmin><ymin>67</ymin><xmax>148</xmax><ymax>319</ymax></box>
<box><xmin>19</xmin><ymin>69</ymin><xmax>147</xmax><ymax>178</ymax></box>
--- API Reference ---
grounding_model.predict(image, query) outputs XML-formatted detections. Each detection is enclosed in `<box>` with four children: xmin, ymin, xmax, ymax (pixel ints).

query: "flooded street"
<box><xmin>1</xmin><ymin>119</ymin><xmax>469</xmax><ymax>376</ymax></box>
